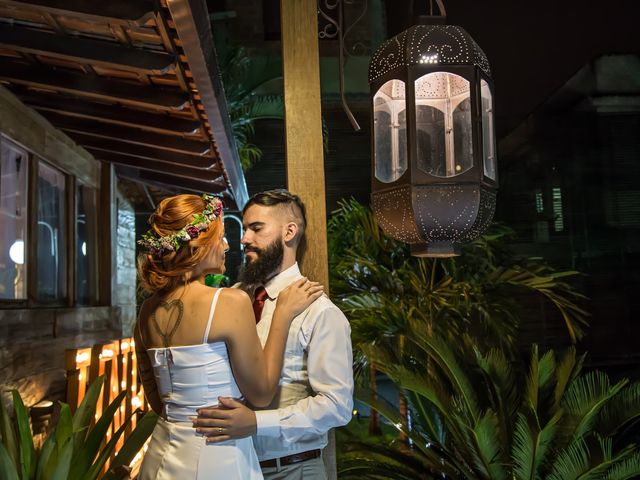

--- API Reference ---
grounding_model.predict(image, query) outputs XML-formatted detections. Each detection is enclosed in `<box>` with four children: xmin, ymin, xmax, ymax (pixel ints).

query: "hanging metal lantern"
<box><xmin>369</xmin><ymin>11</ymin><xmax>498</xmax><ymax>257</ymax></box>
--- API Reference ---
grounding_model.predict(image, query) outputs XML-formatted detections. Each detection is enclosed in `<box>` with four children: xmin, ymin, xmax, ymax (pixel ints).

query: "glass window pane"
<box><xmin>37</xmin><ymin>161</ymin><xmax>67</xmax><ymax>302</ymax></box>
<box><xmin>0</xmin><ymin>139</ymin><xmax>28</xmax><ymax>300</ymax></box>
<box><xmin>416</xmin><ymin>105</ymin><xmax>446</xmax><ymax>176</ymax></box>
<box><xmin>373</xmin><ymin>80</ymin><xmax>407</xmax><ymax>183</ymax></box>
<box><xmin>76</xmin><ymin>184</ymin><xmax>97</xmax><ymax>305</ymax></box>
<box><xmin>453</xmin><ymin>97</ymin><xmax>473</xmax><ymax>174</ymax></box>
<box><xmin>481</xmin><ymin>79</ymin><xmax>497</xmax><ymax>180</ymax></box>
<box><xmin>415</xmin><ymin>72</ymin><xmax>473</xmax><ymax>178</ymax></box>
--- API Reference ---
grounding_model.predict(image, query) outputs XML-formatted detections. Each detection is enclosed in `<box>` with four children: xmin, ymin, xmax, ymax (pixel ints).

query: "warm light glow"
<box><xmin>9</xmin><ymin>240</ymin><xmax>25</xmax><ymax>265</ymax></box>
<box><xmin>130</xmin><ymin>340</ymin><xmax>135</xmax><ymax>347</ymax></box>
<box><xmin>418</xmin><ymin>52</ymin><xmax>439</xmax><ymax>64</ymax></box>
<box><xmin>129</xmin><ymin>451</ymin><xmax>143</xmax><ymax>467</ymax></box>
<box><xmin>67</xmin><ymin>337</ymin><xmax>147</xmax><ymax>476</ymax></box>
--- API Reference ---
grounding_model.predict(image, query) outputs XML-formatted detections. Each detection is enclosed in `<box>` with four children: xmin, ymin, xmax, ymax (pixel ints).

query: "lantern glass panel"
<box><xmin>481</xmin><ymin>79</ymin><xmax>497</xmax><ymax>180</ymax></box>
<box><xmin>374</xmin><ymin>80</ymin><xmax>407</xmax><ymax>183</ymax></box>
<box><xmin>415</xmin><ymin>72</ymin><xmax>473</xmax><ymax>178</ymax></box>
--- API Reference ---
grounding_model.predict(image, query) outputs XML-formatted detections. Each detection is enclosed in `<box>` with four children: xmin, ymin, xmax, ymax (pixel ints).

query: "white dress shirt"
<box><xmin>252</xmin><ymin>263</ymin><xmax>353</xmax><ymax>461</ymax></box>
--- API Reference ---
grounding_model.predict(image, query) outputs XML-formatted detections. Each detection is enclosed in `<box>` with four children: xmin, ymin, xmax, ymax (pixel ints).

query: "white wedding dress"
<box><xmin>138</xmin><ymin>288</ymin><xmax>263</xmax><ymax>480</ymax></box>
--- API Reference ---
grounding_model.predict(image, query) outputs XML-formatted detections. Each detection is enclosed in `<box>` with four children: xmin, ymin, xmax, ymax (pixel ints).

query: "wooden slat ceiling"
<box><xmin>0</xmin><ymin>0</ymin><xmax>247</xmax><ymax>209</ymax></box>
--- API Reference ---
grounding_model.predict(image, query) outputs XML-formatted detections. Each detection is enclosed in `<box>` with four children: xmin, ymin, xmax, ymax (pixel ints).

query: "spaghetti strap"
<box><xmin>202</xmin><ymin>288</ymin><xmax>224</xmax><ymax>344</ymax></box>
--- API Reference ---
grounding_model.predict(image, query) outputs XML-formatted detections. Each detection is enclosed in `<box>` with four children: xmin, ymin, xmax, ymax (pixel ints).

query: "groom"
<box><xmin>194</xmin><ymin>189</ymin><xmax>353</xmax><ymax>479</ymax></box>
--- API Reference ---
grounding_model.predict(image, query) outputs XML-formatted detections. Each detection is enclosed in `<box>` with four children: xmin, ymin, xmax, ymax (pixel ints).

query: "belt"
<box><xmin>259</xmin><ymin>449</ymin><xmax>321</xmax><ymax>468</ymax></box>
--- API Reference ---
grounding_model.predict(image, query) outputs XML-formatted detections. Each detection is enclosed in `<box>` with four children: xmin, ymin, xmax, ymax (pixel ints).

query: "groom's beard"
<box><xmin>238</xmin><ymin>237</ymin><xmax>284</xmax><ymax>293</ymax></box>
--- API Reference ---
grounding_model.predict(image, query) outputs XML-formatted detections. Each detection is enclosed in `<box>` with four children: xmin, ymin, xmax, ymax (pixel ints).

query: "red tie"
<box><xmin>252</xmin><ymin>287</ymin><xmax>268</xmax><ymax>324</ymax></box>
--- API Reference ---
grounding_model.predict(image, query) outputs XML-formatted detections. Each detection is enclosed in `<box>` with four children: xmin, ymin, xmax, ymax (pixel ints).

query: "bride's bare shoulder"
<box><xmin>217</xmin><ymin>287</ymin><xmax>251</xmax><ymax>307</ymax></box>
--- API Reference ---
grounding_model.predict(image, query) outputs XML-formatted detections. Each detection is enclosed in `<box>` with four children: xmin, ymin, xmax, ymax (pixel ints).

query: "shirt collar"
<box><xmin>264</xmin><ymin>262</ymin><xmax>302</xmax><ymax>299</ymax></box>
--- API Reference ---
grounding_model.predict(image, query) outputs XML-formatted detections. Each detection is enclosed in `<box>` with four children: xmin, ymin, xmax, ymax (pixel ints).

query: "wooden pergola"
<box><xmin>0</xmin><ymin>0</ymin><xmax>248</xmax><ymax>208</ymax></box>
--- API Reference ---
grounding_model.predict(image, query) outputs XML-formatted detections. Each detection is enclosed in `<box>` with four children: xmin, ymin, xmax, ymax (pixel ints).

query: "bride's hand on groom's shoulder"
<box><xmin>276</xmin><ymin>278</ymin><xmax>324</xmax><ymax>320</ymax></box>
<box><xmin>193</xmin><ymin>397</ymin><xmax>257</xmax><ymax>443</ymax></box>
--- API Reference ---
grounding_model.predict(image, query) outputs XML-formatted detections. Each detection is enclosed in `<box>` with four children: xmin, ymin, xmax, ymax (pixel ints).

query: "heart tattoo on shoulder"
<box><xmin>150</xmin><ymin>299</ymin><xmax>184</xmax><ymax>347</ymax></box>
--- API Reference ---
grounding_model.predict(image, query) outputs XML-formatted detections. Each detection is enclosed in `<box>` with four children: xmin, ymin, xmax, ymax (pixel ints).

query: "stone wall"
<box><xmin>0</xmin><ymin>306</ymin><xmax>122</xmax><ymax>408</ymax></box>
<box><xmin>114</xmin><ymin>186</ymin><xmax>137</xmax><ymax>337</ymax></box>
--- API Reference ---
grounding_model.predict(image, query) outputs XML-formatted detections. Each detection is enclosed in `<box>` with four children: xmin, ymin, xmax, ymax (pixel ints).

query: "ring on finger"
<box><xmin>218</xmin><ymin>427</ymin><xmax>223</xmax><ymax>434</ymax></box>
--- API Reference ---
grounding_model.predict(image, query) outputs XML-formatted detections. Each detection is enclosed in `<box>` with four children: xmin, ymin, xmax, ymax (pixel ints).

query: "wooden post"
<box><xmin>280</xmin><ymin>0</ymin><xmax>329</xmax><ymax>289</ymax></box>
<box><xmin>280</xmin><ymin>1</ymin><xmax>334</xmax><ymax>477</ymax></box>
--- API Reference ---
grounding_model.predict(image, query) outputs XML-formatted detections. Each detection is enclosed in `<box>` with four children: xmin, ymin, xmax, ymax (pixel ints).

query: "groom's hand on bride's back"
<box><xmin>193</xmin><ymin>397</ymin><xmax>257</xmax><ymax>443</ymax></box>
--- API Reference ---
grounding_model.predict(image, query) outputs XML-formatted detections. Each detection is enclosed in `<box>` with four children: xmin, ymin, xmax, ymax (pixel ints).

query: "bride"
<box><xmin>134</xmin><ymin>193</ymin><xmax>322</xmax><ymax>479</ymax></box>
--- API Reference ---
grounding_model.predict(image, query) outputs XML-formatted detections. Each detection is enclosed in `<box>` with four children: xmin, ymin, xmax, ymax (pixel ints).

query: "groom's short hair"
<box><xmin>243</xmin><ymin>189</ymin><xmax>307</xmax><ymax>243</ymax></box>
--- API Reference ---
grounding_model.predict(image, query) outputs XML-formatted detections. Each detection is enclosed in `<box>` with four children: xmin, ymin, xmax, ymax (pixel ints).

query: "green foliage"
<box><xmin>328</xmin><ymin>199</ymin><xmax>640</xmax><ymax>479</ymax></box>
<box><xmin>341</xmin><ymin>340</ymin><xmax>640</xmax><ymax>479</ymax></box>
<box><xmin>328</xmin><ymin>198</ymin><xmax>588</xmax><ymax>356</ymax></box>
<box><xmin>0</xmin><ymin>376</ymin><xmax>157</xmax><ymax>480</ymax></box>
<box><xmin>219</xmin><ymin>47</ymin><xmax>331</xmax><ymax>172</ymax></box>
<box><xmin>205</xmin><ymin>273</ymin><xmax>230</xmax><ymax>288</ymax></box>
<box><xmin>219</xmin><ymin>47</ymin><xmax>284</xmax><ymax>172</ymax></box>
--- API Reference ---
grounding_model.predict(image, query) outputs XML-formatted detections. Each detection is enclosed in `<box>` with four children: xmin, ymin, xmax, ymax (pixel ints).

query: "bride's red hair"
<box><xmin>137</xmin><ymin>194</ymin><xmax>223</xmax><ymax>294</ymax></box>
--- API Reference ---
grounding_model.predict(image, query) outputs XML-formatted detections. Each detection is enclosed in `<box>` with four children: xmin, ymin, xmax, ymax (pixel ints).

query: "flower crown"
<box><xmin>137</xmin><ymin>194</ymin><xmax>223</xmax><ymax>256</ymax></box>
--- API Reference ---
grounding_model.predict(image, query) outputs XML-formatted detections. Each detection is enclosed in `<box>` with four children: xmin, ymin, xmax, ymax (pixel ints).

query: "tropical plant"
<box><xmin>327</xmin><ymin>198</ymin><xmax>589</xmax><ymax>357</ymax></box>
<box><xmin>0</xmin><ymin>376</ymin><xmax>157</xmax><ymax>480</ymax></box>
<box><xmin>219</xmin><ymin>47</ymin><xmax>285</xmax><ymax>172</ymax></box>
<box><xmin>325</xmin><ymin>199</ymin><xmax>639</xmax><ymax>478</ymax></box>
<box><xmin>338</xmin><ymin>341</ymin><xmax>640</xmax><ymax>479</ymax></box>
<box><xmin>219</xmin><ymin>46</ymin><xmax>331</xmax><ymax>172</ymax></box>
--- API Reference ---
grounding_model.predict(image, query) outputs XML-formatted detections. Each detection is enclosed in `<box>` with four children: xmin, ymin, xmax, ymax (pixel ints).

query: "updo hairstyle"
<box><xmin>137</xmin><ymin>194</ymin><xmax>223</xmax><ymax>294</ymax></box>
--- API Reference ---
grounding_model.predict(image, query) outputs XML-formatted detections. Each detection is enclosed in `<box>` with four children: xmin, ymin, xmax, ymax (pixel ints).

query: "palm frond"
<box><xmin>595</xmin><ymin>382</ymin><xmax>640</xmax><ymax>438</ymax></box>
<box><xmin>512</xmin><ymin>411</ymin><xmax>561</xmax><ymax>480</ymax></box>
<box><xmin>562</xmin><ymin>371</ymin><xmax>628</xmax><ymax>442</ymax></box>
<box><xmin>469</xmin><ymin>410</ymin><xmax>508</xmax><ymax>480</ymax></box>
<box><xmin>605</xmin><ymin>450</ymin><xmax>640</xmax><ymax>480</ymax></box>
<box><xmin>547</xmin><ymin>437</ymin><xmax>591</xmax><ymax>480</ymax></box>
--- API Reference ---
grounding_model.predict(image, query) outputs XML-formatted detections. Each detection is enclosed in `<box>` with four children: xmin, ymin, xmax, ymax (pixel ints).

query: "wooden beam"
<box><xmin>116</xmin><ymin>166</ymin><xmax>229</xmax><ymax>197</ymax></box>
<box><xmin>66</xmin><ymin>132</ymin><xmax>218</xmax><ymax>169</ymax></box>
<box><xmin>42</xmin><ymin>113</ymin><xmax>212</xmax><ymax>155</ymax></box>
<box><xmin>0</xmin><ymin>23</ymin><xmax>175</xmax><ymax>75</ymax></box>
<box><xmin>0</xmin><ymin>59</ymin><xmax>189</xmax><ymax>110</ymax></box>
<box><xmin>166</xmin><ymin>0</ymin><xmax>248</xmax><ymax>208</ymax></box>
<box><xmin>85</xmin><ymin>148</ymin><xmax>223</xmax><ymax>180</ymax></box>
<box><xmin>22</xmin><ymin>93</ymin><xmax>201</xmax><ymax>135</ymax></box>
<box><xmin>0</xmin><ymin>0</ymin><xmax>155</xmax><ymax>22</ymax></box>
<box><xmin>280</xmin><ymin>1</ymin><xmax>333</xmax><ymax>477</ymax></box>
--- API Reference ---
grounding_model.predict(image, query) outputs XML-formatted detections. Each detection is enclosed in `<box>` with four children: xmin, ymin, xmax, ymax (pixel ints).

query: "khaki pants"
<box><xmin>261</xmin><ymin>456</ymin><xmax>327</xmax><ymax>480</ymax></box>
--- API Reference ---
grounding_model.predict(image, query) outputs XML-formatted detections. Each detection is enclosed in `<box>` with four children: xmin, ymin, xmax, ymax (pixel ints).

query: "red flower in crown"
<box><xmin>186</xmin><ymin>226</ymin><xmax>200</xmax><ymax>238</ymax></box>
